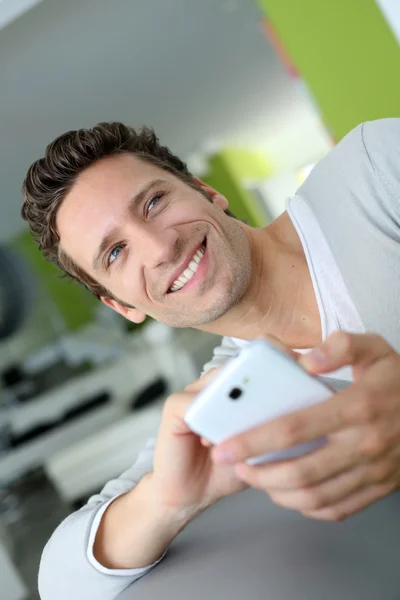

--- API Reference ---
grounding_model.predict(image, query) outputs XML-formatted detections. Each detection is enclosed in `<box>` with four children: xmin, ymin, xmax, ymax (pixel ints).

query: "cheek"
<box><xmin>115</xmin><ymin>258</ymin><xmax>142</xmax><ymax>297</ymax></box>
<box><xmin>167</xmin><ymin>199</ymin><xmax>206</xmax><ymax>221</ymax></box>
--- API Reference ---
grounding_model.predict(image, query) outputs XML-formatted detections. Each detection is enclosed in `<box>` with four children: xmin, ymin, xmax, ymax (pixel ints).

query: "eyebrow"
<box><xmin>92</xmin><ymin>178</ymin><xmax>166</xmax><ymax>273</ymax></box>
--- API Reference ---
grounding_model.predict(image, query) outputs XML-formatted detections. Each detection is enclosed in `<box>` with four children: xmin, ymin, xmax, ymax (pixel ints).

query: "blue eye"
<box><xmin>147</xmin><ymin>194</ymin><xmax>163</xmax><ymax>214</ymax></box>
<box><xmin>108</xmin><ymin>245</ymin><xmax>124</xmax><ymax>266</ymax></box>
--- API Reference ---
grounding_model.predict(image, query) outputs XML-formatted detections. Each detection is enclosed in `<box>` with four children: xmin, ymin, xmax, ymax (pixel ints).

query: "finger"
<box><xmin>184</xmin><ymin>367</ymin><xmax>222</xmax><ymax>393</ymax></box>
<box><xmin>301</xmin><ymin>481</ymin><xmax>394</xmax><ymax>522</ymax></box>
<box><xmin>299</xmin><ymin>332</ymin><xmax>392</xmax><ymax>375</ymax></box>
<box><xmin>233</xmin><ymin>433</ymin><xmax>360</xmax><ymax>490</ymax></box>
<box><xmin>161</xmin><ymin>391</ymin><xmax>201</xmax><ymax>436</ymax></box>
<box><xmin>262</xmin><ymin>464</ymin><xmax>376</xmax><ymax>512</ymax></box>
<box><xmin>201</xmin><ymin>438</ymin><xmax>213</xmax><ymax>448</ymax></box>
<box><xmin>212</xmin><ymin>386</ymin><xmax>367</xmax><ymax>464</ymax></box>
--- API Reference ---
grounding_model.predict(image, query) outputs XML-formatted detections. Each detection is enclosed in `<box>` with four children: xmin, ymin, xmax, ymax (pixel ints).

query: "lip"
<box><xmin>166</xmin><ymin>238</ymin><xmax>206</xmax><ymax>294</ymax></box>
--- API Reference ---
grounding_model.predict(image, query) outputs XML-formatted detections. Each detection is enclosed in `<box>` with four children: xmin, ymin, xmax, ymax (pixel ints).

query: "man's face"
<box><xmin>57</xmin><ymin>153</ymin><xmax>251</xmax><ymax>328</ymax></box>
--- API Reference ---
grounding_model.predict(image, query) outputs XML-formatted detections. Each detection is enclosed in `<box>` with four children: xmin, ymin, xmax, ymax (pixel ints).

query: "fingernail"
<box><xmin>301</xmin><ymin>348</ymin><xmax>327</xmax><ymax>369</ymax></box>
<box><xmin>212</xmin><ymin>446</ymin><xmax>235</xmax><ymax>464</ymax></box>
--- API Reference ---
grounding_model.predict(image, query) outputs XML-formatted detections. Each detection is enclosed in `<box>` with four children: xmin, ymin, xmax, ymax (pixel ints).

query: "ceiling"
<box><xmin>0</xmin><ymin>0</ymin><xmax>329</xmax><ymax>240</ymax></box>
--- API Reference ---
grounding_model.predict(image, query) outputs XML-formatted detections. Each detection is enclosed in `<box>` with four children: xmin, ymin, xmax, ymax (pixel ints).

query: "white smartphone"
<box><xmin>184</xmin><ymin>339</ymin><xmax>334</xmax><ymax>465</ymax></box>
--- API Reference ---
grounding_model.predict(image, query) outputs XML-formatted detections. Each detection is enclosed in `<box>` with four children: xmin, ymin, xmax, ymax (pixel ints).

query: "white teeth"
<box><xmin>169</xmin><ymin>243</ymin><xmax>205</xmax><ymax>292</ymax></box>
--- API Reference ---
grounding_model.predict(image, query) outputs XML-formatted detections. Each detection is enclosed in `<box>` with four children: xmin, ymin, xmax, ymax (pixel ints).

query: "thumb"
<box><xmin>298</xmin><ymin>332</ymin><xmax>392</xmax><ymax>376</ymax></box>
<box><xmin>162</xmin><ymin>369</ymin><xmax>223</xmax><ymax>438</ymax></box>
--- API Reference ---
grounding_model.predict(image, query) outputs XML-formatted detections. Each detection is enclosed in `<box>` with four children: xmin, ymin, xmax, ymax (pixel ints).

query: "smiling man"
<box><xmin>22</xmin><ymin>119</ymin><xmax>400</xmax><ymax>600</ymax></box>
<box><xmin>55</xmin><ymin>151</ymin><xmax>253</xmax><ymax>330</ymax></box>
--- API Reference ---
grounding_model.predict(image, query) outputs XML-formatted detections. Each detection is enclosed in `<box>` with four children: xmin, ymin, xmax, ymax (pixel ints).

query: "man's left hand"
<box><xmin>212</xmin><ymin>332</ymin><xmax>400</xmax><ymax>521</ymax></box>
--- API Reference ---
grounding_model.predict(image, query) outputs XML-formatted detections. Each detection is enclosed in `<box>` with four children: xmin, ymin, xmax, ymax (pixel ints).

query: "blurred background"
<box><xmin>0</xmin><ymin>1</ymin><xmax>398</xmax><ymax>598</ymax></box>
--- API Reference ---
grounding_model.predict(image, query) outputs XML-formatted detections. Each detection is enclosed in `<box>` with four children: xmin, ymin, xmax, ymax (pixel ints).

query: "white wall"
<box><xmin>376</xmin><ymin>0</ymin><xmax>400</xmax><ymax>43</ymax></box>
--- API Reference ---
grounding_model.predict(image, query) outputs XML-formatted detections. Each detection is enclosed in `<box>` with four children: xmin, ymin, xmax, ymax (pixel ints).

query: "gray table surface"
<box><xmin>117</xmin><ymin>488</ymin><xmax>400</xmax><ymax>600</ymax></box>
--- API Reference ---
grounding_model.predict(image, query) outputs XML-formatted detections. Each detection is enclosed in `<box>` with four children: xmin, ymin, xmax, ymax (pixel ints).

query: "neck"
<box><xmin>198</xmin><ymin>212</ymin><xmax>322</xmax><ymax>349</ymax></box>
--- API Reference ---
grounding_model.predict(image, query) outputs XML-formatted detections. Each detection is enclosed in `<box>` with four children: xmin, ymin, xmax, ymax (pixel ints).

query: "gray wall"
<box><xmin>0</xmin><ymin>0</ymin><xmax>325</xmax><ymax>240</ymax></box>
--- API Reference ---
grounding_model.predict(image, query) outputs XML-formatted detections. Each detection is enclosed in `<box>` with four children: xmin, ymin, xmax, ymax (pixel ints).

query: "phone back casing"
<box><xmin>184</xmin><ymin>340</ymin><xmax>334</xmax><ymax>464</ymax></box>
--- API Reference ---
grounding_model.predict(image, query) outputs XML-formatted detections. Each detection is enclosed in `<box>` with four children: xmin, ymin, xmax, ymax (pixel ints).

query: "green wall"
<box><xmin>258</xmin><ymin>0</ymin><xmax>400</xmax><ymax>140</ymax></box>
<box><xmin>203</xmin><ymin>148</ymin><xmax>271</xmax><ymax>227</ymax></box>
<box><xmin>13</xmin><ymin>231</ymin><xmax>98</xmax><ymax>331</ymax></box>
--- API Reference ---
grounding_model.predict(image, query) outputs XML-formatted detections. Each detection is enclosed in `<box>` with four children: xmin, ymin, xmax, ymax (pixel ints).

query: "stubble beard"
<box><xmin>158</xmin><ymin>222</ymin><xmax>252</xmax><ymax>328</ymax></box>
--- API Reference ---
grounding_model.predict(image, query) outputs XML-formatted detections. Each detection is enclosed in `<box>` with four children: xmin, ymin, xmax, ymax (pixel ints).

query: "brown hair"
<box><xmin>22</xmin><ymin>122</ymin><xmax>212</xmax><ymax>301</ymax></box>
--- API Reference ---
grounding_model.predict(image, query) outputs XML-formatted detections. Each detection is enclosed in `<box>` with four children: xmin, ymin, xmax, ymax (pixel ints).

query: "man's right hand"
<box><xmin>152</xmin><ymin>368</ymin><xmax>248</xmax><ymax>515</ymax></box>
<box><xmin>93</xmin><ymin>368</ymin><xmax>247</xmax><ymax>570</ymax></box>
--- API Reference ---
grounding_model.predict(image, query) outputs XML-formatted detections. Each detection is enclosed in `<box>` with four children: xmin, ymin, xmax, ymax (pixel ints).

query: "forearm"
<box><xmin>93</xmin><ymin>473</ymin><xmax>198</xmax><ymax>570</ymax></box>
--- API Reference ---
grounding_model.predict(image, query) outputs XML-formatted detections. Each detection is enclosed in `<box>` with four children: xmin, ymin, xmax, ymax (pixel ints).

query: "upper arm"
<box><xmin>361</xmin><ymin>118</ymin><xmax>400</xmax><ymax>214</ymax></box>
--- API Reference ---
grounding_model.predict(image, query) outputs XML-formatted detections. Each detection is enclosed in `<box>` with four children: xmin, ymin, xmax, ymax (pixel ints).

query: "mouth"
<box><xmin>168</xmin><ymin>238</ymin><xmax>207</xmax><ymax>293</ymax></box>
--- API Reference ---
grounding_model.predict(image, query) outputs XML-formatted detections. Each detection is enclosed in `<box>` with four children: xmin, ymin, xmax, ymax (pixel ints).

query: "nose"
<box><xmin>133</xmin><ymin>224</ymin><xmax>178</xmax><ymax>270</ymax></box>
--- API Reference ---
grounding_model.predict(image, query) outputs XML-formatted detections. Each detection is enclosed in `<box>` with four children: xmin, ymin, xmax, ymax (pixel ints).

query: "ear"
<box><xmin>194</xmin><ymin>177</ymin><xmax>228</xmax><ymax>212</ymax></box>
<box><xmin>101</xmin><ymin>297</ymin><xmax>147</xmax><ymax>324</ymax></box>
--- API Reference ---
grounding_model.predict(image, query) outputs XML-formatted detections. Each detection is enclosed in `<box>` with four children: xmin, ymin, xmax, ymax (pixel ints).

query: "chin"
<box><xmin>167</xmin><ymin>286</ymin><xmax>242</xmax><ymax>329</ymax></box>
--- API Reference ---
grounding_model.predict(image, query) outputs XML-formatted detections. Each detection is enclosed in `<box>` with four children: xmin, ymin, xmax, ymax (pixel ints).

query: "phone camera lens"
<box><xmin>229</xmin><ymin>387</ymin><xmax>243</xmax><ymax>400</ymax></box>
